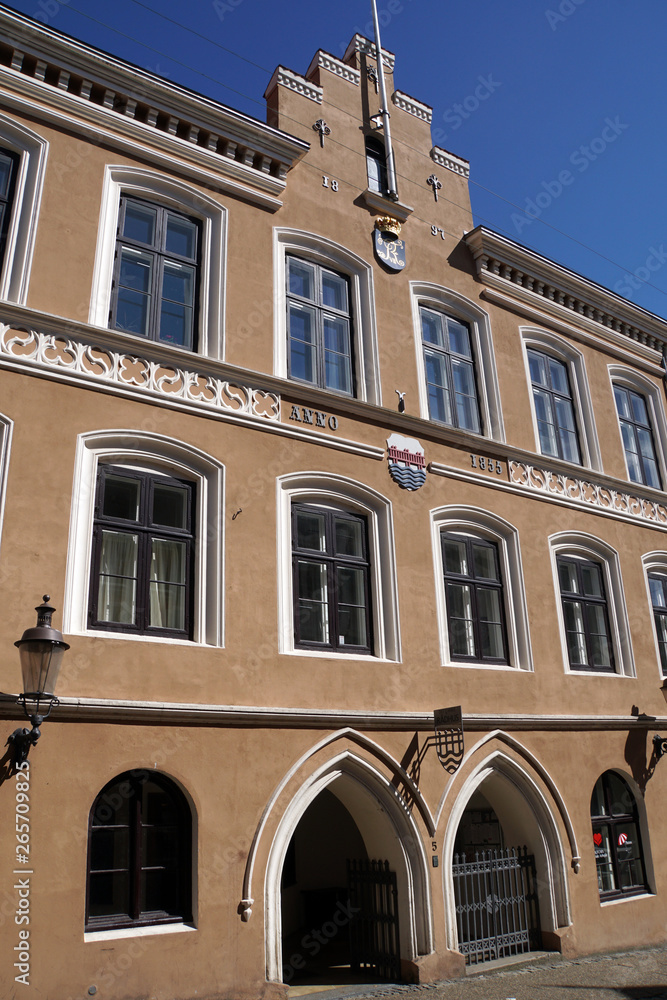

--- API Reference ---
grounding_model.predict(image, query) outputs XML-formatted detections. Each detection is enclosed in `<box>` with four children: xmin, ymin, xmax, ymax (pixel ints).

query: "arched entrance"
<box><xmin>444</xmin><ymin>751</ymin><xmax>571</xmax><ymax>966</ymax></box>
<box><xmin>265</xmin><ymin>753</ymin><xmax>432</xmax><ymax>986</ymax></box>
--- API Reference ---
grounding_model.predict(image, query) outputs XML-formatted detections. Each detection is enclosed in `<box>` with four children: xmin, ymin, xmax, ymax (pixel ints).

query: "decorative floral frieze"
<box><xmin>0</xmin><ymin>325</ymin><xmax>281</xmax><ymax>422</ymax></box>
<box><xmin>510</xmin><ymin>461</ymin><xmax>667</xmax><ymax>526</ymax></box>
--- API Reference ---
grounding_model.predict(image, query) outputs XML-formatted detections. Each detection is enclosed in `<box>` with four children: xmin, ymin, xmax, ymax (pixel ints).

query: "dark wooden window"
<box><xmin>110</xmin><ymin>196</ymin><xmax>201</xmax><ymax>350</ymax></box>
<box><xmin>89</xmin><ymin>465</ymin><xmax>194</xmax><ymax>638</ymax></box>
<box><xmin>86</xmin><ymin>771</ymin><xmax>192</xmax><ymax>930</ymax></box>
<box><xmin>286</xmin><ymin>256</ymin><xmax>354</xmax><ymax>396</ymax></box>
<box><xmin>442</xmin><ymin>533</ymin><xmax>508</xmax><ymax>663</ymax></box>
<box><xmin>557</xmin><ymin>556</ymin><xmax>614</xmax><ymax>671</ymax></box>
<box><xmin>0</xmin><ymin>147</ymin><xmax>19</xmax><ymax>271</ymax></box>
<box><xmin>365</xmin><ymin>134</ymin><xmax>387</xmax><ymax>194</ymax></box>
<box><xmin>613</xmin><ymin>384</ymin><xmax>661</xmax><ymax>489</ymax></box>
<box><xmin>591</xmin><ymin>771</ymin><xmax>647</xmax><ymax>900</ymax></box>
<box><xmin>648</xmin><ymin>573</ymin><xmax>667</xmax><ymax>676</ymax></box>
<box><xmin>292</xmin><ymin>504</ymin><xmax>371</xmax><ymax>654</ymax></box>
<box><xmin>528</xmin><ymin>349</ymin><xmax>581</xmax><ymax>464</ymax></box>
<box><xmin>421</xmin><ymin>307</ymin><xmax>481</xmax><ymax>432</ymax></box>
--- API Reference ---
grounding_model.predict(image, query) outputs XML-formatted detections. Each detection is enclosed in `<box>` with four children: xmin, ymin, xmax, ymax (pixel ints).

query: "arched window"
<box><xmin>86</xmin><ymin>771</ymin><xmax>192</xmax><ymax>930</ymax></box>
<box><xmin>609</xmin><ymin>366</ymin><xmax>667</xmax><ymax>490</ymax></box>
<box><xmin>365</xmin><ymin>135</ymin><xmax>387</xmax><ymax>194</ymax></box>
<box><xmin>591</xmin><ymin>771</ymin><xmax>648</xmax><ymax>899</ymax></box>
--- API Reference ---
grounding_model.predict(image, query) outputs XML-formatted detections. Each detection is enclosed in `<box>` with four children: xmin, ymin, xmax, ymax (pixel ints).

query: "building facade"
<box><xmin>0</xmin><ymin>8</ymin><xmax>666</xmax><ymax>999</ymax></box>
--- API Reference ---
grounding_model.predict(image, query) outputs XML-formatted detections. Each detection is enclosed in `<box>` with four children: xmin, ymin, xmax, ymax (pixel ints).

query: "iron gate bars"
<box><xmin>452</xmin><ymin>846</ymin><xmax>541</xmax><ymax>965</ymax></box>
<box><xmin>347</xmin><ymin>859</ymin><xmax>401</xmax><ymax>982</ymax></box>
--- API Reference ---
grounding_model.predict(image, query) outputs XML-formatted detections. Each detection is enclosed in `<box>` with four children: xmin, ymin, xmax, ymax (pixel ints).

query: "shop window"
<box><xmin>591</xmin><ymin>771</ymin><xmax>648</xmax><ymax>900</ymax></box>
<box><xmin>86</xmin><ymin>770</ymin><xmax>192</xmax><ymax>931</ymax></box>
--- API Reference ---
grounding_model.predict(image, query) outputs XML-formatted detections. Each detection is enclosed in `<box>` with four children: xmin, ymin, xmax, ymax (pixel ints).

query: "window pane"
<box><xmin>616</xmin><ymin>822</ymin><xmax>644</xmax><ymax>889</ymax></box>
<box><xmin>141</xmin><ymin>868</ymin><xmax>179</xmax><ymax>915</ymax></box>
<box><xmin>528</xmin><ymin>350</ymin><xmax>547</xmax><ymax>386</ymax></box>
<box><xmin>152</xmin><ymin>484</ymin><xmax>188</xmax><ymax>528</ymax></box>
<box><xmin>143</xmin><ymin>780</ymin><xmax>179</xmax><ymax>824</ymax></box>
<box><xmin>335</xmin><ymin>518</ymin><xmax>363</xmax><ymax>557</ymax></box>
<box><xmin>160</xmin><ymin>263</ymin><xmax>195</xmax><ymax>347</ymax></box>
<box><xmin>472</xmin><ymin>543</ymin><xmax>498</xmax><ymax>581</ymax></box>
<box><xmin>288</xmin><ymin>258</ymin><xmax>315</xmax><ymax>300</ymax></box>
<box><xmin>591</xmin><ymin>777</ymin><xmax>607</xmax><ymax>818</ymax></box>
<box><xmin>593</xmin><ymin>824</ymin><xmax>617</xmax><ymax>893</ymax></box>
<box><xmin>337</xmin><ymin>566</ymin><xmax>366</xmax><ymax>606</ymax></box>
<box><xmin>452</xmin><ymin>358</ymin><xmax>480</xmax><ymax>432</ymax></box>
<box><xmin>548</xmin><ymin>357</ymin><xmax>569</xmax><ymax>395</ymax></box>
<box><xmin>98</xmin><ymin>531</ymin><xmax>138</xmax><ymax>624</ymax></box>
<box><xmin>123</xmin><ymin>202</ymin><xmax>156</xmax><ymax>246</ymax></box>
<box><xmin>324</xmin><ymin>316</ymin><xmax>352</xmax><ymax>393</ymax></box>
<box><xmin>421</xmin><ymin>309</ymin><xmax>444</xmax><ymax>347</ymax></box>
<box><xmin>447</xmin><ymin>318</ymin><xmax>472</xmax><ymax>358</ymax></box>
<box><xmin>425</xmin><ymin>349</ymin><xmax>452</xmax><ymax>424</ymax></box>
<box><xmin>443</xmin><ymin>537</ymin><xmax>467</xmax><ymax>575</ymax></box>
<box><xmin>447</xmin><ymin>583</ymin><xmax>475</xmax><ymax>656</ymax></box>
<box><xmin>150</xmin><ymin>539</ymin><xmax>186</xmax><ymax>630</ymax></box>
<box><xmin>606</xmin><ymin>773</ymin><xmax>632</xmax><ymax>815</ymax></box>
<box><xmin>558</xmin><ymin>560</ymin><xmax>579</xmax><ymax>594</ymax></box>
<box><xmin>0</xmin><ymin>152</ymin><xmax>14</xmax><ymax>199</ymax></box>
<box><xmin>321</xmin><ymin>270</ymin><xmax>347</xmax><ymax>312</ymax></box>
<box><xmin>90</xmin><ymin>828</ymin><xmax>130</xmax><ymax>871</ymax></box>
<box><xmin>581</xmin><ymin>562</ymin><xmax>603</xmax><ymax>597</ymax></box>
<box><xmin>298</xmin><ymin>560</ymin><xmax>327</xmax><ymax>603</ymax></box>
<box><xmin>649</xmin><ymin>576</ymin><xmax>666</xmax><ymax>607</ymax></box>
<box><xmin>288</xmin><ymin>302</ymin><xmax>316</xmax><ymax>382</ymax></box>
<box><xmin>338</xmin><ymin>605</ymin><xmax>367</xmax><ymax>647</ymax></box>
<box><xmin>563</xmin><ymin>600</ymin><xmax>587</xmax><ymax>665</ymax></box>
<box><xmin>92</xmin><ymin>783</ymin><xmax>132</xmax><ymax>826</ymax></box>
<box><xmin>88</xmin><ymin>871</ymin><xmax>130</xmax><ymax>918</ymax></box>
<box><xmin>614</xmin><ymin>386</ymin><xmax>631</xmax><ymax>420</ymax></box>
<box><xmin>296</xmin><ymin>510</ymin><xmax>326</xmax><ymax>551</ymax></box>
<box><xmin>117</xmin><ymin>249</ymin><xmax>153</xmax><ymax>336</ymax></box>
<box><xmin>103</xmin><ymin>475</ymin><xmax>140</xmax><ymax>521</ymax></box>
<box><xmin>630</xmin><ymin>391</ymin><xmax>649</xmax><ymax>425</ymax></box>
<box><xmin>298</xmin><ymin>595</ymin><xmax>329</xmax><ymax>644</ymax></box>
<box><xmin>162</xmin><ymin>261</ymin><xmax>195</xmax><ymax>306</ymax></box>
<box><xmin>478</xmin><ymin>588</ymin><xmax>505</xmax><ymax>659</ymax></box>
<box><xmin>165</xmin><ymin>214</ymin><xmax>196</xmax><ymax>259</ymax></box>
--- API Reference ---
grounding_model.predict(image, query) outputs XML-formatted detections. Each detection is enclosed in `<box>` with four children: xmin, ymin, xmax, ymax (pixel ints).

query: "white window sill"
<box><xmin>84</xmin><ymin>922</ymin><xmax>196</xmax><ymax>942</ymax></box>
<box><xmin>600</xmin><ymin>892</ymin><xmax>653</xmax><ymax>907</ymax></box>
<box><xmin>282</xmin><ymin>647</ymin><xmax>398</xmax><ymax>663</ymax></box>
<box><xmin>68</xmin><ymin>629</ymin><xmax>220</xmax><ymax>648</ymax></box>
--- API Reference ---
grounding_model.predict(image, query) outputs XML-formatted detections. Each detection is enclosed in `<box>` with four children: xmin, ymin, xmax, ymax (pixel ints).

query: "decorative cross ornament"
<box><xmin>313</xmin><ymin>119</ymin><xmax>331</xmax><ymax>147</ymax></box>
<box><xmin>427</xmin><ymin>174</ymin><xmax>442</xmax><ymax>202</ymax></box>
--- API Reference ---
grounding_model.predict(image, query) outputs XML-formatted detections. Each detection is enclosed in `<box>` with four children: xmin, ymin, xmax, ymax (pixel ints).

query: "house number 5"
<box><xmin>322</xmin><ymin>176</ymin><xmax>339</xmax><ymax>191</ymax></box>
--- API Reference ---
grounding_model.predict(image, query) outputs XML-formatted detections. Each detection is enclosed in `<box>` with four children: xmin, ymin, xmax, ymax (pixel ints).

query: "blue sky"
<box><xmin>6</xmin><ymin>0</ymin><xmax>667</xmax><ymax>318</ymax></box>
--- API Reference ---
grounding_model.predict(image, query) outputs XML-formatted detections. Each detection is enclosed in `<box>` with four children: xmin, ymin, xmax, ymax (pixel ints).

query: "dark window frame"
<box><xmin>86</xmin><ymin>770</ymin><xmax>192</xmax><ymax>931</ymax></box>
<box><xmin>441</xmin><ymin>532</ymin><xmax>509</xmax><ymax>665</ymax></box>
<box><xmin>88</xmin><ymin>464</ymin><xmax>195</xmax><ymax>639</ymax></box>
<box><xmin>286</xmin><ymin>255</ymin><xmax>355</xmax><ymax>397</ymax></box>
<box><xmin>0</xmin><ymin>146</ymin><xmax>19</xmax><ymax>272</ymax></box>
<box><xmin>421</xmin><ymin>306</ymin><xmax>482</xmax><ymax>433</ymax></box>
<box><xmin>527</xmin><ymin>347</ymin><xmax>582</xmax><ymax>464</ymax></box>
<box><xmin>110</xmin><ymin>195</ymin><xmax>201</xmax><ymax>351</ymax></box>
<box><xmin>557</xmin><ymin>555</ymin><xmax>615</xmax><ymax>672</ymax></box>
<box><xmin>292</xmin><ymin>503</ymin><xmax>372</xmax><ymax>655</ymax></box>
<box><xmin>591</xmin><ymin>771</ymin><xmax>648</xmax><ymax>901</ymax></box>
<box><xmin>613</xmin><ymin>383</ymin><xmax>662</xmax><ymax>489</ymax></box>
<box><xmin>648</xmin><ymin>572</ymin><xmax>667</xmax><ymax>676</ymax></box>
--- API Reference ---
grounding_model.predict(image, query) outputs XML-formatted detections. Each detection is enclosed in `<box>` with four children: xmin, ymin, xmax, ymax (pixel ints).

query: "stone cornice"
<box><xmin>264</xmin><ymin>66</ymin><xmax>323</xmax><ymax>104</ymax></box>
<box><xmin>343</xmin><ymin>34</ymin><xmax>395</xmax><ymax>73</ymax></box>
<box><xmin>0</xmin><ymin>694</ymin><xmax>663</xmax><ymax>731</ymax></box>
<box><xmin>361</xmin><ymin>188</ymin><xmax>414</xmax><ymax>222</ymax></box>
<box><xmin>393</xmin><ymin>90</ymin><xmax>432</xmax><ymax>123</ymax></box>
<box><xmin>0</xmin><ymin>8</ymin><xmax>308</xmax><ymax>189</ymax></box>
<box><xmin>430</xmin><ymin>145</ymin><xmax>470</xmax><ymax>178</ymax></box>
<box><xmin>306</xmin><ymin>50</ymin><xmax>360</xmax><ymax>86</ymax></box>
<box><xmin>466</xmin><ymin>226</ymin><xmax>667</xmax><ymax>351</ymax></box>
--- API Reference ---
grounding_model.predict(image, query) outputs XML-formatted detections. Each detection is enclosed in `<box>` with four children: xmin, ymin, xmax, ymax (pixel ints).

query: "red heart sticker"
<box><xmin>593</xmin><ymin>833</ymin><xmax>602</xmax><ymax>846</ymax></box>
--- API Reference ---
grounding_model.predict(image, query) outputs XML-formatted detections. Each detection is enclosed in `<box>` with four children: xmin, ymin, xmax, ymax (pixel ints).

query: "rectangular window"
<box><xmin>421</xmin><ymin>307</ymin><xmax>480</xmax><ymax>432</ymax></box>
<box><xmin>292</xmin><ymin>504</ymin><xmax>371</xmax><ymax>653</ymax></box>
<box><xmin>89</xmin><ymin>466</ymin><xmax>194</xmax><ymax>638</ymax></box>
<box><xmin>0</xmin><ymin>147</ymin><xmax>19</xmax><ymax>272</ymax></box>
<box><xmin>557</xmin><ymin>556</ymin><xmax>614</xmax><ymax>671</ymax></box>
<box><xmin>613</xmin><ymin>385</ymin><xmax>661</xmax><ymax>489</ymax></box>
<box><xmin>287</xmin><ymin>256</ymin><xmax>354</xmax><ymax>395</ymax></box>
<box><xmin>648</xmin><ymin>573</ymin><xmax>667</xmax><ymax>676</ymax></box>
<box><xmin>442</xmin><ymin>533</ymin><xmax>507</xmax><ymax>663</ymax></box>
<box><xmin>528</xmin><ymin>349</ymin><xmax>581</xmax><ymax>464</ymax></box>
<box><xmin>110</xmin><ymin>196</ymin><xmax>201</xmax><ymax>350</ymax></box>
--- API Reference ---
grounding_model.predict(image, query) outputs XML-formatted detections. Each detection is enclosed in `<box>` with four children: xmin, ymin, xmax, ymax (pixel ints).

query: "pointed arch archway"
<box><xmin>441</xmin><ymin>745</ymin><xmax>572</xmax><ymax>955</ymax></box>
<box><xmin>264</xmin><ymin>748</ymin><xmax>433</xmax><ymax>983</ymax></box>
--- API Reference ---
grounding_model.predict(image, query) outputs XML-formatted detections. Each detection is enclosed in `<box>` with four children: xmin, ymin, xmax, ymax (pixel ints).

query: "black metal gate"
<box><xmin>452</xmin><ymin>846</ymin><xmax>541</xmax><ymax>965</ymax></box>
<box><xmin>347</xmin><ymin>859</ymin><xmax>401</xmax><ymax>982</ymax></box>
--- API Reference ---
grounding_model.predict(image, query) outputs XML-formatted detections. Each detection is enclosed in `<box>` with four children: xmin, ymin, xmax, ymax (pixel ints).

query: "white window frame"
<box><xmin>431</xmin><ymin>506</ymin><xmax>532</xmax><ymax>670</ymax></box>
<box><xmin>277</xmin><ymin>473</ymin><xmax>400</xmax><ymax>660</ymax></box>
<box><xmin>411</xmin><ymin>283</ymin><xmax>504</xmax><ymax>441</ymax></box>
<box><xmin>64</xmin><ymin>430</ymin><xmax>224</xmax><ymax>646</ymax></box>
<box><xmin>0</xmin><ymin>114</ymin><xmax>48</xmax><ymax>304</ymax></box>
<box><xmin>273</xmin><ymin>229</ymin><xmax>381</xmax><ymax>405</ymax></box>
<box><xmin>521</xmin><ymin>328</ymin><xmax>601</xmax><ymax>471</ymax></box>
<box><xmin>641</xmin><ymin>551</ymin><xmax>667</xmax><ymax>681</ymax></box>
<box><xmin>549</xmin><ymin>532</ymin><xmax>634</xmax><ymax>677</ymax></box>
<box><xmin>608</xmin><ymin>365</ymin><xmax>667</xmax><ymax>489</ymax></box>
<box><xmin>89</xmin><ymin>166</ymin><xmax>226</xmax><ymax>359</ymax></box>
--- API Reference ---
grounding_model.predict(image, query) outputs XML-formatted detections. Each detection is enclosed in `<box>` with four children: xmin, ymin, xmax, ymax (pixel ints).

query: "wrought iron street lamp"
<box><xmin>653</xmin><ymin>734</ymin><xmax>667</xmax><ymax>760</ymax></box>
<box><xmin>7</xmin><ymin>596</ymin><xmax>69</xmax><ymax>766</ymax></box>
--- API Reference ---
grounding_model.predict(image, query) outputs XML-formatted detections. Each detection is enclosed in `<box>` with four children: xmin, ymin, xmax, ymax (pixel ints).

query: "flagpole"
<box><xmin>370</xmin><ymin>0</ymin><xmax>398</xmax><ymax>201</ymax></box>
